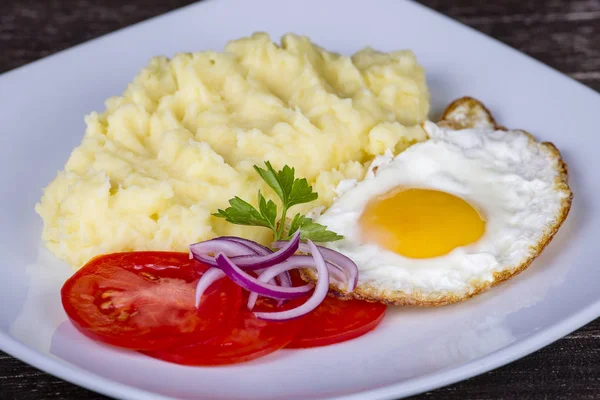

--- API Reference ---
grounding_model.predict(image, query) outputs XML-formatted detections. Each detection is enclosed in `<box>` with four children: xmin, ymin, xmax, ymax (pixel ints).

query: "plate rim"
<box><xmin>1</xmin><ymin>299</ymin><xmax>598</xmax><ymax>400</ymax></box>
<box><xmin>1</xmin><ymin>0</ymin><xmax>599</xmax><ymax>399</ymax></box>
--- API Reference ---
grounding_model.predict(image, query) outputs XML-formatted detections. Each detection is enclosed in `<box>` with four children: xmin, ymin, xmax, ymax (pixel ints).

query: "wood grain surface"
<box><xmin>0</xmin><ymin>0</ymin><xmax>598</xmax><ymax>399</ymax></box>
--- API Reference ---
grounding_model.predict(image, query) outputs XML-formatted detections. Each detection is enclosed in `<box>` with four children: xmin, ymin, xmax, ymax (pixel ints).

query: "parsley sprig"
<box><xmin>213</xmin><ymin>162</ymin><xmax>343</xmax><ymax>242</ymax></box>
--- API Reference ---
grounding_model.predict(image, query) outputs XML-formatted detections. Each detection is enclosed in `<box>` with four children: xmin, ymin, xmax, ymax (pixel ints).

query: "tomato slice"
<box><xmin>144</xmin><ymin>296</ymin><xmax>305</xmax><ymax>366</ymax></box>
<box><xmin>286</xmin><ymin>292</ymin><xmax>386</xmax><ymax>348</ymax></box>
<box><xmin>61</xmin><ymin>252</ymin><xmax>242</xmax><ymax>351</ymax></box>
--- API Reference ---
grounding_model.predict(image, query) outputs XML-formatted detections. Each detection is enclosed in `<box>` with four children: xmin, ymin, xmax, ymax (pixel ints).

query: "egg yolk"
<box><xmin>358</xmin><ymin>188</ymin><xmax>486</xmax><ymax>258</ymax></box>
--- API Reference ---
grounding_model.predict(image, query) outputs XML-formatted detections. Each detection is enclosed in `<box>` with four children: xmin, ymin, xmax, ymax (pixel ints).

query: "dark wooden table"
<box><xmin>1</xmin><ymin>1</ymin><xmax>598</xmax><ymax>399</ymax></box>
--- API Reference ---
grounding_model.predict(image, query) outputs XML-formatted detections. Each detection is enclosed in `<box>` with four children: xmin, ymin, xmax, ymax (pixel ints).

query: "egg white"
<box><xmin>316</xmin><ymin>121</ymin><xmax>570</xmax><ymax>298</ymax></box>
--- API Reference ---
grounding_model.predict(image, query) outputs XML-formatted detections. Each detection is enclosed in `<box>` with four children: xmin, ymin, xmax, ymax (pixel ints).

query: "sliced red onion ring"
<box><xmin>194</xmin><ymin>267</ymin><xmax>225</xmax><ymax>307</ymax></box>
<box><xmin>277</xmin><ymin>270</ymin><xmax>292</xmax><ymax>287</ymax></box>
<box><xmin>222</xmin><ymin>230</ymin><xmax>300</xmax><ymax>270</ymax></box>
<box><xmin>215</xmin><ymin>253</ymin><xmax>312</xmax><ymax>299</ymax></box>
<box><xmin>272</xmin><ymin>241</ymin><xmax>358</xmax><ymax>291</ymax></box>
<box><xmin>191</xmin><ymin>231</ymin><xmax>300</xmax><ymax>270</ymax></box>
<box><xmin>219</xmin><ymin>236</ymin><xmax>272</xmax><ymax>255</ymax></box>
<box><xmin>247</xmin><ymin>260</ymin><xmax>317</xmax><ymax>310</ymax></box>
<box><xmin>274</xmin><ymin>270</ymin><xmax>291</xmax><ymax>308</ymax></box>
<box><xmin>277</xmin><ymin>255</ymin><xmax>346</xmax><ymax>283</ymax></box>
<box><xmin>247</xmin><ymin>255</ymin><xmax>345</xmax><ymax>310</ymax></box>
<box><xmin>190</xmin><ymin>239</ymin><xmax>258</xmax><ymax>267</ymax></box>
<box><xmin>254</xmin><ymin>240</ymin><xmax>329</xmax><ymax>321</ymax></box>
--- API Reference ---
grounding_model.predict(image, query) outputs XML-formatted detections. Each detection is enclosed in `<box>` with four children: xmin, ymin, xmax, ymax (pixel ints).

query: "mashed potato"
<box><xmin>36</xmin><ymin>33</ymin><xmax>430</xmax><ymax>267</ymax></box>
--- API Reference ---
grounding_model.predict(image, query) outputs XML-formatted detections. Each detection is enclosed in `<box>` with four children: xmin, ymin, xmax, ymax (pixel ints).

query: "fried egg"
<box><xmin>310</xmin><ymin>119</ymin><xmax>572</xmax><ymax>306</ymax></box>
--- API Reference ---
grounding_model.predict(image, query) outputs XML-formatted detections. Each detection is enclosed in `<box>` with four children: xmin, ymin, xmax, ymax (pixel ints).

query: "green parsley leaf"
<box><xmin>213</xmin><ymin>196</ymin><xmax>272</xmax><ymax>228</ymax></box>
<box><xmin>288</xmin><ymin>213</ymin><xmax>307</xmax><ymax>237</ymax></box>
<box><xmin>253</xmin><ymin>161</ymin><xmax>317</xmax><ymax>209</ymax></box>
<box><xmin>300</xmin><ymin>221</ymin><xmax>344</xmax><ymax>242</ymax></box>
<box><xmin>288</xmin><ymin>177</ymin><xmax>318</xmax><ymax>208</ymax></box>
<box><xmin>253</xmin><ymin>161</ymin><xmax>292</xmax><ymax>206</ymax></box>
<box><xmin>257</xmin><ymin>191</ymin><xmax>278</xmax><ymax>232</ymax></box>
<box><xmin>287</xmin><ymin>213</ymin><xmax>343</xmax><ymax>242</ymax></box>
<box><xmin>216</xmin><ymin>162</ymin><xmax>342</xmax><ymax>242</ymax></box>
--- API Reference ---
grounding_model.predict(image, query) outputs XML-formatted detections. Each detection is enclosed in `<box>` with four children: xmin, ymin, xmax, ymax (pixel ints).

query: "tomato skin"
<box><xmin>61</xmin><ymin>252</ymin><xmax>242</xmax><ymax>351</ymax></box>
<box><xmin>280</xmin><ymin>270</ymin><xmax>387</xmax><ymax>348</ymax></box>
<box><xmin>286</xmin><ymin>295</ymin><xmax>386</xmax><ymax>349</ymax></box>
<box><xmin>62</xmin><ymin>253</ymin><xmax>386</xmax><ymax>359</ymax></box>
<box><xmin>144</xmin><ymin>296</ymin><xmax>305</xmax><ymax>366</ymax></box>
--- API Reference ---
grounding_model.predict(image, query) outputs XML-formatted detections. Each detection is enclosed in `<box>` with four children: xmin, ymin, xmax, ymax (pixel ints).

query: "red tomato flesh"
<box><xmin>61</xmin><ymin>252</ymin><xmax>241</xmax><ymax>351</ymax></box>
<box><xmin>144</xmin><ymin>295</ymin><xmax>305</xmax><ymax>366</ymax></box>
<box><xmin>286</xmin><ymin>296</ymin><xmax>386</xmax><ymax>348</ymax></box>
<box><xmin>284</xmin><ymin>272</ymin><xmax>387</xmax><ymax>348</ymax></box>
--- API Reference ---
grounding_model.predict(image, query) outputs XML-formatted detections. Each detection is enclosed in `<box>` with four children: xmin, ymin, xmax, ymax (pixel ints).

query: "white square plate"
<box><xmin>0</xmin><ymin>0</ymin><xmax>598</xmax><ymax>399</ymax></box>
